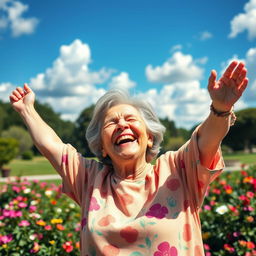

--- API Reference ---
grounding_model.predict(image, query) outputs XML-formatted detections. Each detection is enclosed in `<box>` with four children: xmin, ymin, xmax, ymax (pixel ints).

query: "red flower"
<box><xmin>62</xmin><ymin>241</ymin><xmax>73</xmax><ymax>253</ymax></box>
<box><xmin>224</xmin><ymin>244</ymin><xmax>235</xmax><ymax>253</ymax></box>
<box><xmin>247</xmin><ymin>241</ymin><xmax>255</xmax><ymax>249</ymax></box>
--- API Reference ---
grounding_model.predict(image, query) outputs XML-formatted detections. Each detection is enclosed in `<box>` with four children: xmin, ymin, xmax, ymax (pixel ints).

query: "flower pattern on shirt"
<box><xmin>146</xmin><ymin>204</ymin><xmax>168</xmax><ymax>219</ymax></box>
<box><xmin>89</xmin><ymin>197</ymin><xmax>100</xmax><ymax>211</ymax></box>
<box><xmin>153</xmin><ymin>241</ymin><xmax>178</xmax><ymax>256</ymax></box>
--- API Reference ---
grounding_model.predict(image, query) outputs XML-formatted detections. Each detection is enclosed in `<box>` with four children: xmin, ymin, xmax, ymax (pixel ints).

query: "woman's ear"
<box><xmin>147</xmin><ymin>134</ymin><xmax>153</xmax><ymax>148</ymax></box>
<box><xmin>102</xmin><ymin>148</ymin><xmax>107</xmax><ymax>158</ymax></box>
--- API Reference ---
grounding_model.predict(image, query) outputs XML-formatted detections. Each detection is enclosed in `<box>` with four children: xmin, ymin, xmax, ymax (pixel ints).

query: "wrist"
<box><xmin>210</xmin><ymin>102</ymin><xmax>233</xmax><ymax>112</ymax></box>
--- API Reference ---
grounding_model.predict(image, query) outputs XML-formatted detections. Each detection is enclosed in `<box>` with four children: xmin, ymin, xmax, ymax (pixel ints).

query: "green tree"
<box><xmin>164</xmin><ymin>136</ymin><xmax>186</xmax><ymax>151</ymax></box>
<box><xmin>223</xmin><ymin>108</ymin><xmax>256</xmax><ymax>152</ymax></box>
<box><xmin>1</xmin><ymin>126</ymin><xmax>33</xmax><ymax>156</ymax></box>
<box><xmin>74</xmin><ymin>105</ymin><xmax>95</xmax><ymax>156</ymax></box>
<box><xmin>0</xmin><ymin>105</ymin><xmax>6</xmax><ymax>134</ymax></box>
<box><xmin>0</xmin><ymin>138</ymin><xmax>19</xmax><ymax>172</ymax></box>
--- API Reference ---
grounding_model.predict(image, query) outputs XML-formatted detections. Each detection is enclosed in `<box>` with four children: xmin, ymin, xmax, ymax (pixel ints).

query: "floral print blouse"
<box><xmin>58</xmin><ymin>128</ymin><xmax>224</xmax><ymax>256</ymax></box>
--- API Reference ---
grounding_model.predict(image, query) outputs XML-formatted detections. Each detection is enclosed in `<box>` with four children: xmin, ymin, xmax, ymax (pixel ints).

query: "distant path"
<box><xmin>0</xmin><ymin>174</ymin><xmax>61</xmax><ymax>183</ymax></box>
<box><xmin>0</xmin><ymin>165</ymin><xmax>246</xmax><ymax>183</ymax></box>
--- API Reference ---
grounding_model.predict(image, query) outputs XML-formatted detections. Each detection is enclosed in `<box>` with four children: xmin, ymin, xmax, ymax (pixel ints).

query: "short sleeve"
<box><xmin>173</xmin><ymin>126</ymin><xmax>224</xmax><ymax>208</ymax></box>
<box><xmin>59</xmin><ymin>144</ymin><xmax>89</xmax><ymax>206</ymax></box>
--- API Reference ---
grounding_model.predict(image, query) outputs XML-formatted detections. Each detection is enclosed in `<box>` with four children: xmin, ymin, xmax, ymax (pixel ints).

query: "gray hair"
<box><xmin>86</xmin><ymin>89</ymin><xmax>166</xmax><ymax>164</ymax></box>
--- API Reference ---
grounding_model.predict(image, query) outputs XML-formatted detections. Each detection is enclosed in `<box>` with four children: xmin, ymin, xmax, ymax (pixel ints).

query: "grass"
<box><xmin>223</xmin><ymin>153</ymin><xmax>256</xmax><ymax>165</ymax></box>
<box><xmin>4</xmin><ymin>156</ymin><xmax>56</xmax><ymax>176</ymax></box>
<box><xmin>2</xmin><ymin>152</ymin><xmax>256</xmax><ymax>178</ymax></box>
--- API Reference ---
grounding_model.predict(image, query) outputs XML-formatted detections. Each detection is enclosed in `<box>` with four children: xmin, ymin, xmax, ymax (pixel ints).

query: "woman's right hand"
<box><xmin>9</xmin><ymin>83</ymin><xmax>35</xmax><ymax>113</ymax></box>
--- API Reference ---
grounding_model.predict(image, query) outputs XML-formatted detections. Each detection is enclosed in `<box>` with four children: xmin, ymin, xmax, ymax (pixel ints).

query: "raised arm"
<box><xmin>198</xmin><ymin>61</ymin><xmax>248</xmax><ymax>168</ymax></box>
<box><xmin>9</xmin><ymin>84</ymin><xmax>65</xmax><ymax>172</ymax></box>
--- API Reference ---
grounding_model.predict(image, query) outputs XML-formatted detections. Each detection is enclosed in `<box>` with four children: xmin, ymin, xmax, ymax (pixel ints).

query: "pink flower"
<box><xmin>29</xmin><ymin>205</ymin><xmax>37</xmax><ymax>212</ymax></box>
<box><xmin>30</xmin><ymin>242</ymin><xmax>40</xmax><ymax>253</ymax></box>
<box><xmin>89</xmin><ymin>197</ymin><xmax>100</xmax><ymax>211</ymax></box>
<box><xmin>246</xmin><ymin>191</ymin><xmax>254</xmax><ymax>199</ymax></box>
<box><xmin>44</xmin><ymin>225</ymin><xmax>52</xmax><ymax>230</ymax></box>
<box><xmin>12</xmin><ymin>186</ymin><xmax>21</xmax><ymax>193</ymax></box>
<box><xmin>146</xmin><ymin>204</ymin><xmax>168</xmax><ymax>219</ymax></box>
<box><xmin>153</xmin><ymin>241</ymin><xmax>178</xmax><ymax>256</ymax></box>
<box><xmin>0</xmin><ymin>234</ymin><xmax>13</xmax><ymax>244</ymax></box>
<box><xmin>18</xmin><ymin>202</ymin><xmax>27</xmax><ymax>208</ymax></box>
<box><xmin>18</xmin><ymin>220</ymin><xmax>30</xmax><ymax>226</ymax></box>
<box><xmin>204</xmin><ymin>205</ymin><xmax>211</xmax><ymax>211</ymax></box>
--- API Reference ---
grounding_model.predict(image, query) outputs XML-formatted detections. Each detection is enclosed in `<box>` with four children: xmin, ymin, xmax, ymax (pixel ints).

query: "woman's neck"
<box><xmin>112</xmin><ymin>159</ymin><xmax>148</xmax><ymax>180</ymax></box>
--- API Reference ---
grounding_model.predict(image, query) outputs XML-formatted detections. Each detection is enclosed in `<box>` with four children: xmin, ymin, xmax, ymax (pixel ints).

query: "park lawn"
<box><xmin>223</xmin><ymin>152</ymin><xmax>256</xmax><ymax>165</ymax></box>
<box><xmin>2</xmin><ymin>153</ymin><xmax>256</xmax><ymax>177</ymax></box>
<box><xmin>4</xmin><ymin>156</ymin><xmax>56</xmax><ymax>176</ymax></box>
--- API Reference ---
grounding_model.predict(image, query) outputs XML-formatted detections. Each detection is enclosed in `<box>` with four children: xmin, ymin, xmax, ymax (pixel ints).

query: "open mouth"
<box><xmin>115</xmin><ymin>135</ymin><xmax>136</xmax><ymax>145</ymax></box>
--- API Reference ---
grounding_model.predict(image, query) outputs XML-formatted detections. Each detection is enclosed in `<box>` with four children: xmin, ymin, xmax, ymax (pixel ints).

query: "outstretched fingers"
<box><xmin>208</xmin><ymin>70</ymin><xmax>217</xmax><ymax>90</ymax></box>
<box><xmin>231</xmin><ymin>62</ymin><xmax>245</xmax><ymax>81</ymax></box>
<box><xmin>235</xmin><ymin>67</ymin><xmax>247</xmax><ymax>86</ymax></box>
<box><xmin>222</xmin><ymin>60</ymin><xmax>238</xmax><ymax>79</ymax></box>
<box><xmin>238</xmin><ymin>78</ymin><xmax>248</xmax><ymax>94</ymax></box>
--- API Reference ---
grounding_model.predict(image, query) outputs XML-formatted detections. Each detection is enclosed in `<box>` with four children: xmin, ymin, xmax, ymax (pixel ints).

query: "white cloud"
<box><xmin>145</xmin><ymin>51</ymin><xmax>204</xmax><ymax>84</ymax></box>
<box><xmin>229</xmin><ymin>0</ymin><xmax>256</xmax><ymax>39</ymax></box>
<box><xmin>138</xmin><ymin>81</ymin><xmax>210</xmax><ymax>128</ymax></box>
<box><xmin>199</xmin><ymin>31</ymin><xmax>213</xmax><ymax>41</ymax></box>
<box><xmin>243</xmin><ymin>47</ymin><xmax>256</xmax><ymax>102</ymax></box>
<box><xmin>170</xmin><ymin>44</ymin><xmax>182</xmax><ymax>53</ymax></box>
<box><xmin>109</xmin><ymin>72</ymin><xmax>136</xmax><ymax>90</ymax></box>
<box><xmin>28</xmin><ymin>39</ymin><xmax>114</xmax><ymax>121</ymax></box>
<box><xmin>0</xmin><ymin>0</ymin><xmax>39</xmax><ymax>37</ymax></box>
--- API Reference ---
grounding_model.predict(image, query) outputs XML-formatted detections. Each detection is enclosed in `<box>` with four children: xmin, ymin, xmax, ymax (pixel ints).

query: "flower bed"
<box><xmin>0</xmin><ymin>178</ymin><xmax>80</xmax><ymax>255</ymax></box>
<box><xmin>201</xmin><ymin>166</ymin><xmax>256</xmax><ymax>256</ymax></box>
<box><xmin>0</xmin><ymin>166</ymin><xmax>255</xmax><ymax>255</ymax></box>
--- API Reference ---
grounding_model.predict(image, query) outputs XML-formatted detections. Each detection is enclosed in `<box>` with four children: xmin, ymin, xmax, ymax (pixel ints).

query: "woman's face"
<box><xmin>101</xmin><ymin>104</ymin><xmax>152</xmax><ymax>164</ymax></box>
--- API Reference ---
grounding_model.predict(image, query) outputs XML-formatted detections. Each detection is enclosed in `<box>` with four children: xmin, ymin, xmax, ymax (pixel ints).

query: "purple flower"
<box><xmin>146</xmin><ymin>204</ymin><xmax>168</xmax><ymax>219</ymax></box>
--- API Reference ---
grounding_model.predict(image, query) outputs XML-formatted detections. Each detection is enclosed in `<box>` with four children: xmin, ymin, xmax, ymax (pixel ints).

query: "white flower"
<box><xmin>24</xmin><ymin>188</ymin><xmax>31</xmax><ymax>194</ymax></box>
<box><xmin>30</xmin><ymin>200</ymin><xmax>38</xmax><ymax>205</ymax></box>
<box><xmin>215</xmin><ymin>205</ymin><xmax>228</xmax><ymax>215</ymax></box>
<box><xmin>29</xmin><ymin>213</ymin><xmax>41</xmax><ymax>219</ymax></box>
<box><xmin>45</xmin><ymin>190</ymin><xmax>53</xmax><ymax>197</ymax></box>
<box><xmin>56</xmin><ymin>208</ymin><xmax>62</xmax><ymax>213</ymax></box>
<box><xmin>29</xmin><ymin>234</ymin><xmax>36</xmax><ymax>240</ymax></box>
<box><xmin>69</xmin><ymin>203</ymin><xmax>76</xmax><ymax>209</ymax></box>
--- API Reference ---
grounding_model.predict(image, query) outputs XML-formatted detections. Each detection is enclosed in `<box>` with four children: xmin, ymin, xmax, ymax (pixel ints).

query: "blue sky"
<box><xmin>1</xmin><ymin>0</ymin><xmax>256</xmax><ymax>128</ymax></box>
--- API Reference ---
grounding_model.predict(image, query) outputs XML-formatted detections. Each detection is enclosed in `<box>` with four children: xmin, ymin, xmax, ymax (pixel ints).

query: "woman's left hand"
<box><xmin>208</xmin><ymin>60</ymin><xmax>248</xmax><ymax>111</ymax></box>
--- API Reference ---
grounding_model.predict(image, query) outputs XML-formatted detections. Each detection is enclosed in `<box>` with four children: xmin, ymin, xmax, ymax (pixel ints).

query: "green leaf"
<box><xmin>145</xmin><ymin>237</ymin><xmax>151</xmax><ymax>248</ymax></box>
<box><xmin>129</xmin><ymin>252</ymin><xmax>144</xmax><ymax>256</ymax></box>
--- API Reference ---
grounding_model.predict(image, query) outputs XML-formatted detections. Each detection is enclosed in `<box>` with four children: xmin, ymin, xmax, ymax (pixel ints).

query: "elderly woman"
<box><xmin>10</xmin><ymin>61</ymin><xmax>248</xmax><ymax>256</ymax></box>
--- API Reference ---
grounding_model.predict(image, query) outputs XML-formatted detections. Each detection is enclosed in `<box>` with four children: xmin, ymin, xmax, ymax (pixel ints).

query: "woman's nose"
<box><xmin>117</xmin><ymin>119</ymin><xmax>128</xmax><ymax>129</ymax></box>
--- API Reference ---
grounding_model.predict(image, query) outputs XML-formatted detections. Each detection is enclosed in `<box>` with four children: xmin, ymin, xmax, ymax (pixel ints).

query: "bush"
<box><xmin>21</xmin><ymin>150</ymin><xmax>34</xmax><ymax>160</ymax></box>
<box><xmin>0</xmin><ymin>178</ymin><xmax>80</xmax><ymax>255</ymax></box>
<box><xmin>0</xmin><ymin>138</ymin><xmax>19</xmax><ymax>171</ymax></box>
<box><xmin>201</xmin><ymin>166</ymin><xmax>256</xmax><ymax>256</ymax></box>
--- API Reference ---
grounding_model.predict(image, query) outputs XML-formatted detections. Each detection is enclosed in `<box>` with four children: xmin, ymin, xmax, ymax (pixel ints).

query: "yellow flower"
<box><xmin>36</xmin><ymin>219</ymin><xmax>46</xmax><ymax>226</ymax></box>
<box><xmin>49</xmin><ymin>240</ymin><xmax>55</xmax><ymax>245</ymax></box>
<box><xmin>51</xmin><ymin>218</ymin><xmax>63</xmax><ymax>224</ymax></box>
<box><xmin>2</xmin><ymin>244</ymin><xmax>7</xmax><ymax>248</ymax></box>
<box><xmin>202</xmin><ymin>232</ymin><xmax>210</xmax><ymax>240</ymax></box>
